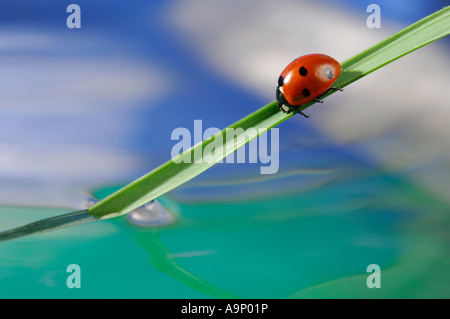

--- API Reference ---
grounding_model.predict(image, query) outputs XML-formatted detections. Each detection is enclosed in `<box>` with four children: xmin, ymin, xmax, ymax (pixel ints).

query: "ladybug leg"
<box><xmin>278</xmin><ymin>99</ymin><xmax>309</xmax><ymax>118</ymax></box>
<box><xmin>316</xmin><ymin>87</ymin><xmax>343</xmax><ymax>101</ymax></box>
<box><xmin>299</xmin><ymin>111</ymin><xmax>310</xmax><ymax>118</ymax></box>
<box><xmin>322</xmin><ymin>87</ymin><xmax>343</xmax><ymax>96</ymax></box>
<box><xmin>292</xmin><ymin>105</ymin><xmax>310</xmax><ymax>118</ymax></box>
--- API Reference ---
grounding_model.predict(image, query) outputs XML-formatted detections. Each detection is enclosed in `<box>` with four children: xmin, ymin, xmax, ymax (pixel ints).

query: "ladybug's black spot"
<box><xmin>302</xmin><ymin>89</ymin><xmax>310</xmax><ymax>97</ymax></box>
<box><xmin>299</xmin><ymin>66</ymin><xmax>308</xmax><ymax>76</ymax></box>
<box><xmin>323</xmin><ymin>67</ymin><xmax>333</xmax><ymax>79</ymax></box>
<box><xmin>278</xmin><ymin>75</ymin><xmax>284</xmax><ymax>87</ymax></box>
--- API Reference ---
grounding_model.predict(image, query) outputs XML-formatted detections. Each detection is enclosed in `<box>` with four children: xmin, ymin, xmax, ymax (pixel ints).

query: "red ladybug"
<box><xmin>276</xmin><ymin>54</ymin><xmax>342</xmax><ymax>117</ymax></box>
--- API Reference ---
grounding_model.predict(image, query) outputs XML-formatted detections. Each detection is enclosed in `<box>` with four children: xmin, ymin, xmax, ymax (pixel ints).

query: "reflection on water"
<box><xmin>0</xmin><ymin>164</ymin><xmax>448</xmax><ymax>298</ymax></box>
<box><xmin>135</xmin><ymin>231</ymin><xmax>240</xmax><ymax>298</ymax></box>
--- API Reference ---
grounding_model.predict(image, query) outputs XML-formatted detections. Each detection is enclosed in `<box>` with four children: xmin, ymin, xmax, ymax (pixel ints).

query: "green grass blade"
<box><xmin>336</xmin><ymin>5</ymin><xmax>450</xmax><ymax>88</ymax></box>
<box><xmin>89</xmin><ymin>102</ymin><xmax>288</xmax><ymax>218</ymax></box>
<box><xmin>0</xmin><ymin>210</ymin><xmax>96</xmax><ymax>242</ymax></box>
<box><xmin>88</xmin><ymin>6</ymin><xmax>450</xmax><ymax>219</ymax></box>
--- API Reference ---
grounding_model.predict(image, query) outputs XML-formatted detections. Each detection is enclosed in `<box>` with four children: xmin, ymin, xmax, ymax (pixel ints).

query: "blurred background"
<box><xmin>0</xmin><ymin>0</ymin><xmax>449</xmax><ymax>298</ymax></box>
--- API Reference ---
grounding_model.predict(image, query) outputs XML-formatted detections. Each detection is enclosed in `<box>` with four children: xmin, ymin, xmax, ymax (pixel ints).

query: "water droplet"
<box><xmin>81</xmin><ymin>197</ymin><xmax>98</xmax><ymax>209</ymax></box>
<box><xmin>127</xmin><ymin>200</ymin><xmax>175</xmax><ymax>227</ymax></box>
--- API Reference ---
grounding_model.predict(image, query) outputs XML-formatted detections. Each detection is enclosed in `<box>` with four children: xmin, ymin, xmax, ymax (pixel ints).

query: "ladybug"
<box><xmin>276</xmin><ymin>54</ymin><xmax>342</xmax><ymax>117</ymax></box>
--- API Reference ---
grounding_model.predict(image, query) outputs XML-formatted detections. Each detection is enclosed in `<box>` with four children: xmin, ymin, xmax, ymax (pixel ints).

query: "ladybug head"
<box><xmin>276</xmin><ymin>86</ymin><xmax>290</xmax><ymax>113</ymax></box>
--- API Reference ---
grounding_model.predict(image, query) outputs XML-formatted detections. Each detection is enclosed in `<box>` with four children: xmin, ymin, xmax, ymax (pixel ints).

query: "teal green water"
<box><xmin>0</xmin><ymin>170</ymin><xmax>449</xmax><ymax>298</ymax></box>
